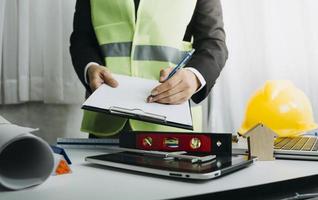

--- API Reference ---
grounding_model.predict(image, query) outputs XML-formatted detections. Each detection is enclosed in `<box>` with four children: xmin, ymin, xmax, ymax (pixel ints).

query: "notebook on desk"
<box><xmin>82</xmin><ymin>74</ymin><xmax>193</xmax><ymax>130</ymax></box>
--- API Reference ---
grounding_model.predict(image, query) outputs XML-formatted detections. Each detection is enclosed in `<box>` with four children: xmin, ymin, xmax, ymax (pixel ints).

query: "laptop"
<box><xmin>85</xmin><ymin>152</ymin><xmax>255</xmax><ymax>180</ymax></box>
<box><xmin>233</xmin><ymin>135</ymin><xmax>318</xmax><ymax>160</ymax></box>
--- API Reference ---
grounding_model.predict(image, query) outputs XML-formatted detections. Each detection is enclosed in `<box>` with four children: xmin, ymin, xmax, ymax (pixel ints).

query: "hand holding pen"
<box><xmin>147</xmin><ymin>49</ymin><xmax>200</xmax><ymax>105</ymax></box>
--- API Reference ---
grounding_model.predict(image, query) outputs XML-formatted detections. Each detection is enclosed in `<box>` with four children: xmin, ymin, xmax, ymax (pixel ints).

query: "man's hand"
<box><xmin>87</xmin><ymin>64</ymin><xmax>119</xmax><ymax>91</ymax></box>
<box><xmin>147</xmin><ymin>67</ymin><xmax>201</xmax><ymax>105</ymax></box>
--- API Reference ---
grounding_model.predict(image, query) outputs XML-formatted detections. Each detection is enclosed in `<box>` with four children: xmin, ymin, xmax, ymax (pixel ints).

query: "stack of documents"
<box><xmin>0</xmin><ymin>116</ymin><xmax>54</xmax><ymax>190</ymax></box>
<box><xmin>82</xmin><ymin>74</ymin><xmax>193</xmax><ymax>130</ymax></box>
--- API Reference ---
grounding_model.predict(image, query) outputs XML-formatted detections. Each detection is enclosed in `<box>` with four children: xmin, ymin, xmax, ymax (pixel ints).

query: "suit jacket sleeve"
<box><xmin>69</xmin><ymin>0</ymin><xmax>104</xmax><ymax>93</ymax></box>
<box><xmin>185</xmin><ymin>0</ymin><xmax>228</xmax><ymax>104</ymax></box>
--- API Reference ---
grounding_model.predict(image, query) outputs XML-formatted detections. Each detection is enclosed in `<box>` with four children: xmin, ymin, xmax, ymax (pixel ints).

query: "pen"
<box><xmin>164</xmin><ymin>49</ymin><xmax>196</xmax><ymax>81</ymax></box>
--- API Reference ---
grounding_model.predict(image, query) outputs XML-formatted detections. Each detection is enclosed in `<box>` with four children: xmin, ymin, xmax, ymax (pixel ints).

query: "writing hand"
<box><xmin>147</xmin><ymin>67</ymin><xmax>200</xmax><ymax>105</ymax></box>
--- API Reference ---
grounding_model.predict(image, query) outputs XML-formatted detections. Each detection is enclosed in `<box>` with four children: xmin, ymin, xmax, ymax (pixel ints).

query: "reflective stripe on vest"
<box><xmin>82</xmin><ymin>0</ymin><xmax>201</xmax><ymax>135</ymax></box>
<box><xmin>100</xmin><ymin>42</ymin><xmax>132</xmax><ymax>57</ymax></box>
<box><xmin>100</xmin><ymin>43</ymin><xmax>188</xmax><ymax>64</ymax></box>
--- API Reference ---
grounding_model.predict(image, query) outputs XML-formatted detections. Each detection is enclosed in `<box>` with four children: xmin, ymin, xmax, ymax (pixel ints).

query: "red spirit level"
<box><xmin>119</xmin><ymin>131</ymin><xmax>232</xmax><ymax>156</ymax></box>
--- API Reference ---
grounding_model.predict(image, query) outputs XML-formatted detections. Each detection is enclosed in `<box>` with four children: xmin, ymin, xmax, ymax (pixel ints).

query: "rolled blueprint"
<box><xmin>0</xmin><ymin>116</ymin><xmax>54</xmax><ymax>190</ymax></box>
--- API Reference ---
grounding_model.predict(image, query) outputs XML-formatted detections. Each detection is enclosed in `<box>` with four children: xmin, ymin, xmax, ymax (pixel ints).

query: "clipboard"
<box><xmin>82</xmin><ymin>74</ymin><xmax>193</xmax><ymax>130</ymax></box>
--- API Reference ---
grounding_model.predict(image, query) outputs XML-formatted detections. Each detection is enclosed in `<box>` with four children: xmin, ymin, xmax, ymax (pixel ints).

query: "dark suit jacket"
<box><xmin>70</xmin><ymin>0</ymin><xmax>228</xmax><ymax>104</ymax></box>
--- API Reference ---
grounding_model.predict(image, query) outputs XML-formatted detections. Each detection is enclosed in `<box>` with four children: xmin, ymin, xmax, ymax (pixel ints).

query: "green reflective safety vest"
<box><xmin>81</xmin><ymin>0</ymin><xmax>203</xmax><ymax>136</ymax></box>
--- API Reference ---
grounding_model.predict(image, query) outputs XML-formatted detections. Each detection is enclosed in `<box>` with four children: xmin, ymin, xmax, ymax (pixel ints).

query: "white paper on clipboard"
<box><xmin>82</xmin><ymin>74</ymin><xmax>193</xmax><ymax>129</ymax></box>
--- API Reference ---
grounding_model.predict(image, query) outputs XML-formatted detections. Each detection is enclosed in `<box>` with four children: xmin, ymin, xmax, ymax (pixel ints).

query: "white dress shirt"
<box><xmin>84</xmin><ymin>62</ymin><xmax>206</xmax><ymax>93</ymax></box>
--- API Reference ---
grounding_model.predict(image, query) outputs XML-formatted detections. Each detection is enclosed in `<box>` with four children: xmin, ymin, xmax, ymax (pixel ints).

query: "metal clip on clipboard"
<box><xmin>109</xmin><ymin>106</ymin><xmax>167</xmax><ymax>123</ymax></box>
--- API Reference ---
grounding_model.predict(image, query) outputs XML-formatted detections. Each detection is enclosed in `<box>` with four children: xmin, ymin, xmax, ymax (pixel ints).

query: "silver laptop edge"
<box><xmin>85</xmin><ymin>156</ymin><xmax>256</xmax><ymax>180</ymax></box>
<box><xmin>85</xmin><ymin>157</ymin><xmax>220</xmax><ymax>180</ymax></box>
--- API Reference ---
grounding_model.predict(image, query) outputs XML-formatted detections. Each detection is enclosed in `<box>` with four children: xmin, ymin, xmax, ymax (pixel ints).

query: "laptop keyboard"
<box><xmin>274</xmin><ymin>137</ymin><xmax>318</xmax><ymax>151</ymax></box>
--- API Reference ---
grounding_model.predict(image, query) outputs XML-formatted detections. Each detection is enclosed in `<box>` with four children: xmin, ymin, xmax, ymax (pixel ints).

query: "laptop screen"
<box><xmin>87</xmin><ymin>152</ymin><xmax>252</xmax><ymax>174</ymax></box>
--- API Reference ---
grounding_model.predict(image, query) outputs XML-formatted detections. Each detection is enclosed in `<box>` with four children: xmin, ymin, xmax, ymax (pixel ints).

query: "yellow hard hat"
<box><xmin>239</xmin><ymin>80</ymin><xmax>318</xmax><ymax>137</ymax></box>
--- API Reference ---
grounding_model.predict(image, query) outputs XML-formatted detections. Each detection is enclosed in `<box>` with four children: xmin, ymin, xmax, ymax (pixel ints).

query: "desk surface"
<box><xmin>1</xmin><ymin>148</ymin><xmax>318</xmax><ymax>200</ymax></box>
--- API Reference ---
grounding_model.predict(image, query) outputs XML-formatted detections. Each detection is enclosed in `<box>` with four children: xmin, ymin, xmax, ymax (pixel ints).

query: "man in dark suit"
<box><xmin>70</xmin><ymin>0</ymin><xmax>228</xmax><ymax>136</ymax></box>
<box><xmin>70</xmin><ymin>0</ymin><xmax>228</xmax><ymax>104</ymax></box>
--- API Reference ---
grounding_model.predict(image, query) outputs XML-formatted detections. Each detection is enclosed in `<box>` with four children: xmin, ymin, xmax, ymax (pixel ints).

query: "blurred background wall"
<box><xmin>0</xmin><ymin>103</ymin><xmax>87</xmax><ymax>144</ymax></box>
<box><xmin>0</xmin><ymin>0</ymin><xmax>318</xmax><ymax>143</ymax></box>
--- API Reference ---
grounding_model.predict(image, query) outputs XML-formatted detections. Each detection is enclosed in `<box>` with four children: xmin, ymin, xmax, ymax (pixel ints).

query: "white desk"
<box><xmin>1</xmin><ymin>148</ymin><xmax>318</xmax><ymax>200</ymax></box>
